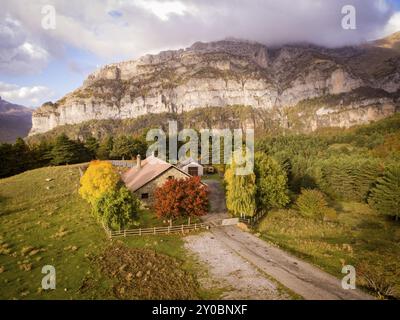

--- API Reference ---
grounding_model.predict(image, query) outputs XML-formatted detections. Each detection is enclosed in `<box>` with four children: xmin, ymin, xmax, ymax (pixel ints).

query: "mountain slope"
<box><xmin>0</xmin><ymin>97</ymin><xmax>32</xmax><ymax>143</ymax></box>
<box><xmin>373</xmin><ymin>31</ymin><xmax>400</xmax><ymax>52</ymax></box>
<box><xmin>30</xmin><ymin>35</ymin><xmax>400</xmax><ymax>136</ymax></box>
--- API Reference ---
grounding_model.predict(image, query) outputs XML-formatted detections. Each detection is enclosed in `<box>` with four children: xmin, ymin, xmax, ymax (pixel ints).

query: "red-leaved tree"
<box><xmin>154</xmin><ymin>176</ymin><xmax>209</xmax><ymax>220</ymax></box>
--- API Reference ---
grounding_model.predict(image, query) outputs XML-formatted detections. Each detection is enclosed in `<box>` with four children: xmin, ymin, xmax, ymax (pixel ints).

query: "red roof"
<box><xmin>121</xmin><ymin>156</ymin><xmax>191</xmax><ymax>192</ymax></box>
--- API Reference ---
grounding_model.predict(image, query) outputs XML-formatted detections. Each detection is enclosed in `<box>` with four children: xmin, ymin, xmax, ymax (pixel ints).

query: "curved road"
<box><xmin>201</xmin><ymin>179</ymin><xmax>373</xmax><ymax>300</ymax></box>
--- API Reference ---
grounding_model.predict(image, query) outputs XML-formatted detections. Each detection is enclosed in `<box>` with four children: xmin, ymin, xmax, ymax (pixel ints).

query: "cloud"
<box><xmin>0</xmin><ymin>81</ymin><xmax>54</xmax><ymax>107</ymax></box>
<box><xmin>133</xmin><ymin>0</ymin><xmax>189</xmax><ymax>21</ymax></box>
<box><xmin>0</xmin><ymin>15</ymin><xmax>49</xmax><ymax>75</ymax></box>
<box><xmin>0</xmin><ymin>0</ymin><xmax>399</xmax><ymax>74</ymax></box>
<box><xmin>384</xmin><ymin>11</ymin><xmax>400</xmax><ymax>35</ymax></box>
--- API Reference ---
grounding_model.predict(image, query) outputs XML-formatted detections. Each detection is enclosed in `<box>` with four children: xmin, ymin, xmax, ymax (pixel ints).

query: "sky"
<box><xmin>0</xmin><ymin>0</ymin><xmax>400</xmax><ymax>108</ymax></box>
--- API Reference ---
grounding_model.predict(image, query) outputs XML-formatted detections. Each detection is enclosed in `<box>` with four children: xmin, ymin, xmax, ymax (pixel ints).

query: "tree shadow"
<box><xmin>0</xmin><ymin>194</ymin><xmax>23</xmax><ymax>217</ymax></box>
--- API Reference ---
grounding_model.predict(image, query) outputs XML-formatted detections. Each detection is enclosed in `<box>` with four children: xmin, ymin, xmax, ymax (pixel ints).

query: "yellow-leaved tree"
<box><xmin>79</xmin><ymin>160</ymin><xmax>120</xmax><ymax>205</ymax></box>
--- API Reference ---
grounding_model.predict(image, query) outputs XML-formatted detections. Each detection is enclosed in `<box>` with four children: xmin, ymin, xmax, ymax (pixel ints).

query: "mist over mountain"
<box><xmin>0</xmin><ymin>97</ymin><xmax>32</xmax><ymax>143</ymax></box>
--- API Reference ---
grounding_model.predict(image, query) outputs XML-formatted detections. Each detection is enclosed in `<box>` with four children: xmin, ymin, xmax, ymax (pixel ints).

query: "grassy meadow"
<box><xmin>0</xmin><ymin>165</ymin><xmax>215</xmax><ymax>300</ymax></box>
<box><xmin>257</xmin><ymin>202</ymin><xmax>400</xmax><ymax>299</ymax></box>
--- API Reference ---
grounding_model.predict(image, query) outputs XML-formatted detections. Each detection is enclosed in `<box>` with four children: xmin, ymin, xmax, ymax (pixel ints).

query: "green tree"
<box><xmin>94</xmin><ymin>186</ymin><xmax>141</xmax><ymax>230</ymax></box>
<box><xmin>224</xmin><ymin>152</ymin><xmax>256</xmax><ymax>217</ymax></box>
<box><xmin>96</xmin><ymin>136</ymin><xmax>114</xmax><ymax>160</ymax></box>
<box><xmin>110</xmin><ymin>135</ymin><xmax>147</xmax><ymax>159</ymax></box>
<box><xmin>254</xmin><ymin>152</ymin><xmax>290</xmax><ymax>211</ymax></box>
<box><xmin>50</xmin><ymin>134</ymin><xmax>90</xmax><ymax>165</ymax></box>
<box><xmin>31</xmin><ymin>140</ymin><xmax>53</xmax><ymax>168</ymax></box>
<box><xmin>85</xmin><ymin>136</ymin><xmax>99</xmax><ymax>159</ymax></box>
<box><xmin>368</xmin><ymin>165</ymin><xmax>400</xmax><ymax>221</ymax></box>
<box><xmin>110</xmin><ymin>136</ymin><xmax>133</xmax><ymax>159</ymax></box>
<box><xmin>0</xmin><ymin>143</ymin><xmax>14</xmax><ymax>178</ymax></box>
<box><xmin>13</xmin><ymin>137</ymin><xmax>31</xmax><ymax>173</ymax></box>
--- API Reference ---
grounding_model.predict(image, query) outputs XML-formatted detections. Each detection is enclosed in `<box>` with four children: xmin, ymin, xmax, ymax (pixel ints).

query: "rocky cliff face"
<box><xmin>30</xmin><ymin>36</ymin><xmax>400</xmax><ymax>136</ymax></box>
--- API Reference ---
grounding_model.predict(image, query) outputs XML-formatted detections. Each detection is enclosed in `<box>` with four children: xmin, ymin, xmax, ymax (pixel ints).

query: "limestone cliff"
<box><xmin>30</xmin><ymin>36</ymin><xmax>400</xmax><ymax>136</ymax></box>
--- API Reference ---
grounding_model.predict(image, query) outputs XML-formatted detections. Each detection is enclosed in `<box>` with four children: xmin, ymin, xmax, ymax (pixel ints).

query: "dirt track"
<box><xmin>189</xmin><ymin>179</ymin><xmax>373</xmax><ymax>300</ymax></box>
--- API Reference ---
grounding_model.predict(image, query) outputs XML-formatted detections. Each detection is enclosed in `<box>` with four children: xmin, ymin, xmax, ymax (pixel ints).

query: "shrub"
<box><xmin>154</xmin><ymin>176</ymin><xmax>209</xmax><ymax>220</ymax></box>
<box><xmin>368</xmin><ymin>165</ymin><xmax>400</xmax><ymax>221</ymax></box>
<box><xmin>357</xmin><ymin>262</ymin><xmax>398</xmax><ymax>299</ymax></box>
<box><xmin>296</xmin><ymin>189</ymin><xmax>329</xmax><ymax>219</ymax></box>
<box><xmin>94</xmin><ymin>186</ymin><xmax>140</xmax><ymax>230</ymax></box>
<box><xmin>323</xmin><ymin>207</ymin><xmax>338</xmax><ymax>222</ymax></box>
<box><xmin>79</xmin><ymin>160</ymin><xmax>120</xmax><ymax>205</ymax></box>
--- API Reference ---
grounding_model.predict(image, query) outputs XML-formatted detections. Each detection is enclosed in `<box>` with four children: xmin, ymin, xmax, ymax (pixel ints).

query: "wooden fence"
<box><xmin>239</xmin><ymin>211</ymin><xmax>265</xmax><ymax>226</ymax></box>
<box><xmin>103</xmin><ymin>223</ymin><xmax>209</xmax><ymax>238</ymax></box>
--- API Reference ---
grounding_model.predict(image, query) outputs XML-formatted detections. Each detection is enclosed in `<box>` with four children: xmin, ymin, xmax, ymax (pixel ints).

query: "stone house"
<box><xmin>122</xmin><ymin>155</ymin><xmax>202</xmax><ymax>204</ymax></box>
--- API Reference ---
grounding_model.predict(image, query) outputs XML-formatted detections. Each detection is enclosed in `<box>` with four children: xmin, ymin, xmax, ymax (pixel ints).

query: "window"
<box><xmin>167</xmin><ymin>176</ymin><xmax>174</xmax><ymax>180</ymax></box>
<box><xmin>141</xmin><ymin>193</ymin><xmax>149</xmax><ymax>199</ymax></box>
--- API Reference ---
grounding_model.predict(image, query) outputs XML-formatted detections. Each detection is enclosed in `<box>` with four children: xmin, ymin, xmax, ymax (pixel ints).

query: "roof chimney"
<box><xmin>136</xmin><ymin>154</ymin><xmax>141</xmax><ymax>169</ymax></box>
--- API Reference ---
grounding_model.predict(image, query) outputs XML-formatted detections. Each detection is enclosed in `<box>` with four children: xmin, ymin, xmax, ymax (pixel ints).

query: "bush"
<box><xmin>368</xmin><ymin>165</ymin><xmax>400</xmax><ymax>221</ymax></box>
<box><xmin>154</xmin><ymin>176</ymin><xmax>209</xmax><ymax>220</ymax></box>
<box><xmin>296</xmin><ymin>189</ymin><xmax>329</xmax><ymax>219</ymax></box>
<box><xmin>94</xmin><ymin>186</ymin><xmax>140</xmax><ymax>230</ymax></box>
<box><xmin>323</xmin><ymin>207</ymin><xmax>338</xmax><ymax>222</ymax></box>
<box><xmin>79</xmin><ymin>161</ymin><xmax>120</xmax><ymax>205</ymax></box>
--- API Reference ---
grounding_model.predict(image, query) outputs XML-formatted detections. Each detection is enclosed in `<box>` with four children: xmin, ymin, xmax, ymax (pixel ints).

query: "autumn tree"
<box><xmin>224</xmin><ymin>151</ymin><xmax>256</xmax><ymax>217</ymax></box>
<box><xmin>154</xmin><ymin>176</ymin><xmax>209</xmax><ymax>220</ymax></box>
<box><xmin>79</xmin><ymin>160</ymin><xmax>120</xmax><ymax>205</ymax></box>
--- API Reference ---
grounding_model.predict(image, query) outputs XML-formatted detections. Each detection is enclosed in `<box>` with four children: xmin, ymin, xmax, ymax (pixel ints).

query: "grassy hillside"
<box><xmin>258</xmin><ymin>203</ymin><xmax>400</xmax><ymax>299</ymax></box>
<box><xmin>0</xmin><ymin>165</ymin><xmax>212</xmax><ymax>299</ymax></box>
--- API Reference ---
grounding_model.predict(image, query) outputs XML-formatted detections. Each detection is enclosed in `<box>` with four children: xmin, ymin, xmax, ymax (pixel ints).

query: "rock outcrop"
<box><xmin>30</xmin><ymin>36</ymin><xmax>400</xmax><ymax>136</ymax></box>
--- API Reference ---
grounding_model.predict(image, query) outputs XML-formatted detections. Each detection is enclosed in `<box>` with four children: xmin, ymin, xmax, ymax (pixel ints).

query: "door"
<box><xmin>188</xmin><ymin>166</ymin><xmax>199</xmax><ymax>176</ymax></box>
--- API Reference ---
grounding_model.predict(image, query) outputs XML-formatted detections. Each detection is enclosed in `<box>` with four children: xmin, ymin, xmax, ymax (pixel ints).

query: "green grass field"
<box><xmin>0</xmin><ymin>165</ymin><xmax>215</xmax><ymax>300</ymax></box>
<box><xmin>257</xmin><ymin>202</ymin><xmax>400</xmax><ymax>299</ymax></box>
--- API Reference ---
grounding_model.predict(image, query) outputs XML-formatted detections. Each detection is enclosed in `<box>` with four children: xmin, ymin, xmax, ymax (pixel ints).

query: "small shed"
<box><xmin>177</xmin><ymin>157</ymin><xmax>204</xmax><ymax>176</ymax></box>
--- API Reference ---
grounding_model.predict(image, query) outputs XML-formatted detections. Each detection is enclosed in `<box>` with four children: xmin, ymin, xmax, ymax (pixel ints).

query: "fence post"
<box><xmin>168</xmin><ymin>226</ymin><xmax>170</xmax><ymax>234</ymax></box>
<box><xmin>139</xmin><ymin>228</ymin><xmax>141</xmax><ymax>236</ymax></box>
<box><xmin>195</xmin><ymin>223</ymin><xmax>197</xmax><ymax>230</ymax></box>
<box><xmin>181</xmin><ymin>224</ymin><xmax>184</xmax><ymax>234</ymax></box>
<box><xmin>154</xmin><ymin>227</ymin><xmax>156</xmax><ymax>235</ymax></box>
<box><xmin>124</xmin><ymin>230</ymin><xmax>126</xmax><ymax>238</ymax></box>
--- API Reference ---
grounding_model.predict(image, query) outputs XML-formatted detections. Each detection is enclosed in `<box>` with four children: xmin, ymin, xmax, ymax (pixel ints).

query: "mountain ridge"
<box><xmin>29</xmin><ymin>33</ymin><xmax>400</xmax><ymax>136</ymax></box>
<box><xmin>0</xmin><ymin>97</ymin><xmax>32</xmax><ymax>143</ymax></box>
